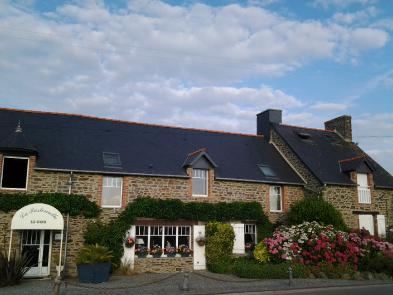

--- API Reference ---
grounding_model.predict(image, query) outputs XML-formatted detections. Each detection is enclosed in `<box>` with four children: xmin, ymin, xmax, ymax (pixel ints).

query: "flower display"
<box><xmin>178</xmin><ymin>244</ymin><xmax>193</xmax><ymax>257</ymax></box>
<box><xmin>263</xmin><ymin>221</ymin><xmax>393</xmax><ymax>268</ymax></box>
<box><xmin>124</xmin><ymin>236</ymin><xmax>135</xmax><ymax>248</ymax></box>
<box><xmin>135</xmin><ymin>246</ymin><xmax>148</xmax><ymax>257</ymax></box>
<box><xmin>150</xmin><ymin>245</ymin><xmax>163</xmax><ymax>257</ymax></box>
<box><xmin>245</xmin><ymin>243</ymin><xmax>255</xmax><ymax>252</ymax></box>
<box><xmin>165</xmin><ymin>246</ymin><xmax>177</xmax><ymax>257</ymax></box>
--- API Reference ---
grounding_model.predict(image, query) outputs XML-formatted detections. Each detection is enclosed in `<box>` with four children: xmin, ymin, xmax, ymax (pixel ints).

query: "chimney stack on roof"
<box><xmin>256</xmin><ymin>109</ymin><xmax>282</xmax><ymax>138</ymax></box>
<box><xmin>324</xmin><ymin>115</ymin><xmax>352</xmax><ymax>142</ymax></box>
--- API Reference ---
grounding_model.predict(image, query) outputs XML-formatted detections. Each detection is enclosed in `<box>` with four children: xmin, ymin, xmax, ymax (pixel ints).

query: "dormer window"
<box><xmin>1</xmin><ymin>156</ymin><xmax>29</xmax><ymax>190</ymax></box>
<box><xmin>357</xmin><ymin>173</ymin><xmax>371</xmax><ymax>204</ymax></box>
<box><xmin>192</xmin><ymin>169</ymin><xmax>208</xmax><ymax>197</ymax></box>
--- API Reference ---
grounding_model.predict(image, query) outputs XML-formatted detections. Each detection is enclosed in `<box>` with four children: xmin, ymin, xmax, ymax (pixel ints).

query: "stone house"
<box><xmin>0</xmin><ymin>108</ymin><xmax>304</xmax><ymax>277</ymax></box>
<box><xmin>257</xmin><ymin>109</ymin><xmax>393</xmax><ymax>236</ymax></box>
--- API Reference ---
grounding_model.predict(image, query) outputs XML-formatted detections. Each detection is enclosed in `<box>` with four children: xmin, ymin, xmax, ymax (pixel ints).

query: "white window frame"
<box><xmin>244</xmin><ymin>224</ymin><xmax>257</xmax><ymax>244</ymax></box>
<box><xmin>101</xmin><ymin>176</ymin><xmax>123</xmax><ymax>208</ymax></box>
<box><xmin>357</xmin><ymin>173</ymin><xmax>371</xmax><ymax>204</ymax></box>
<box><xmin>135</xmin><ymin>225</ymin><xmax>192</xmax><ymax>253</ymax></box>
<box><xmin>192</xmin><ymin>169</ymin><xmax>208</xmax><ymax>197</ymax></box>
<box><xmin>269</xmin><ymin>186</ymin><xmax>282</xmax><ymax>212</ymax></box>
<box><xmin>0</xmin><ymin>156</ymin><xmax>29</xmax><ymax>190</ymax></box>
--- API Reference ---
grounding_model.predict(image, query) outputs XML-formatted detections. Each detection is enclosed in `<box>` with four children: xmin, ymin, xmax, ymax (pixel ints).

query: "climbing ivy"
<box><xmin>84</xmin><ymin>197</ymin><xmax>270</xmax><ymax>266</ymax></box>
<box><xmin>0</xmin><ymin>193</ymin><xmax>100</xmax><ymax>218</ymax></box>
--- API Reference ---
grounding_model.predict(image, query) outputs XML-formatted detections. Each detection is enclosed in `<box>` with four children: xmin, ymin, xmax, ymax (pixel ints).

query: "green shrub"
<box><xmin>0</xmin><ymin>250</ymin><xmax>33</xmax><ymax>287</ymax></box>
<box><xmin>233</xmin><ymin>257</ymin><xmax>310</xmax><ymax>279</ymax></box>
<box><xmin>205</xmin><ymin>222</ymin><xmax>235</xmax><ymax>273</ymax></box>
<box><xmin>309</xmin><ymin>263</ymin><xmax>355</xmax><ymax>279</ymax></box>
<box><xmin>287</xmin><ymin>197</ymin><xmax>347</xmax><ymax>231</ymax></box>
<box><xmin>76</xmin><ymin>244</ymin><xmax>113</xmax><ymax>265</ymax></box>
<box><xmin>362</xmin><ymin>254</ymin><xmax>393</xmax><ymax>276</ymax></box>
<box><xmin>0</xmin><ymin>193</ymin><xmax>100</xmax><ymax>218</ymax></box>
<box><xmin>253</xmin><ymin>242</ymin><xmax>269</xmax><ymax>263</ymax></box>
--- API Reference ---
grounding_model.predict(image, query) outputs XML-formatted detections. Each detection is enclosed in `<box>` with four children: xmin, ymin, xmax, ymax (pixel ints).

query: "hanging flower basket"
<box><xmin>196</xmin><ymin>235</ymin><xmax>206</xmax><ymax>246</ymax></box>
<box><xmin>124</xmin><ymin>236</ymin><xmax>135</xmax><ymax>248</ymax></box>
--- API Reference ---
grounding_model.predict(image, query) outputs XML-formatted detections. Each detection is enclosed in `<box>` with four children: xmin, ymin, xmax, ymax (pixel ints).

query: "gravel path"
<box><xmin>2</xmin><ymin>272</ymin><xmax>393</xmax><ymax>295</ymax></box>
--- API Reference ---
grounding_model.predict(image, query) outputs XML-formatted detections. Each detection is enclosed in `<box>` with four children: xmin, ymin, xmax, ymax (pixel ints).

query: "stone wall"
<box><xmin>323</xmin><ymin>185</ymin><xmax>393</xmax><ymax>231</ymax></box>
<box><xmin>134</xmin><ymin>257</ymin><xmax>193</xmax><ymax>273</ymax></box>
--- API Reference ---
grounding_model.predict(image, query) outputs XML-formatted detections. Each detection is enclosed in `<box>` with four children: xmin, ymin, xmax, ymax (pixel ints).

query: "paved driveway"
<box><xmin>1</xmin><ymin>272</ymin><xmax>392</xmax><ymax>295</ymax></box>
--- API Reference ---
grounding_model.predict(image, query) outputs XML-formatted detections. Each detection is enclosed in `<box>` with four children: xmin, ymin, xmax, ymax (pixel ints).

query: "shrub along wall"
<box><xmin>84</xmin><ymin>197</ymin><xmax>271</xmax><ymax>266</ymax></box>
<box><xmin>287</xmin><ymin>197</ymin><xmax>347</xmax><ymax>231</ymax></box>
<box><xmin>0</xmin><ymin>193</ymin><xmax>100</xmax><ymax>218</ymax></box>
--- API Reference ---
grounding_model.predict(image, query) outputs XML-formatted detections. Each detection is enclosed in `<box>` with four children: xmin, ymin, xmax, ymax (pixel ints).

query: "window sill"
<box><xmin>0</xmin><ymin>187</ymin><xmax>27</xmax><ymax>191</ymax></box>
<box><xmin>101</xmin><ymin>206</ymin><xmax>122</xmax><ymax>209</ymax></box>
<box><xmin>270</xmin><ymin>210</ymin><xmax>283</xmax><ymax>213</ymax></box>
<box><xmin>192</xmin><ymin>195</ymin><xmax>208</xmax><ymax>197</ymax></box>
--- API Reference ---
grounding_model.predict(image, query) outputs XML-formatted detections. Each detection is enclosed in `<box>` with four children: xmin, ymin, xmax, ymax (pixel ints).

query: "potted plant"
<box><xmin>76</xmin><ymin>244</ymin><xmax>113</xmax><ymax>283</ymax></box>
<box><xmin>165</xmin><ymin>246</ymin><xmax>177</xmax><ymax>257</ymax></box>
<box><xmin>178</xmin><ymin>245</ymin><xmax>192</xmax><ymax>257</ymax></box>
<box><xmin>135</xmin><ymin>246</ymin><xmax>148</xmax><ymax>258</ymax></box>
<box><xmin>150</xmin><ymin>245</ymin><xmax>163</xmax><ymax>258</ymax></box>
<box><xmin>245</xmin><ymin>242</ymin><xmax>255</xmax><ymax>257</ymax></box>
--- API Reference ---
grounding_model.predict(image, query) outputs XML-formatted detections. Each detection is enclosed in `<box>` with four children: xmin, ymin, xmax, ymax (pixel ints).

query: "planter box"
<box><xmin>77</xmin><ymin>262</ymin><xmax>111</xmax><ymax>283</ymax></box>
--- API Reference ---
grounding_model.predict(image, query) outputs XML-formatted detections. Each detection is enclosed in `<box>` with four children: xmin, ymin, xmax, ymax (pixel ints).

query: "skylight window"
<box><xmin>296</xmin><ymin>132</ymin><xmax>311</xmax><ymax>139</ymax></box>
<box><xmin>258</xmin><ymin>164</ymin><xmax>277</xmax><ymax>177</ymax></box>
<box><xmin>103</xmin><ymin>152</ymin><xmax>121</xmax><ymax>167</ymax></box>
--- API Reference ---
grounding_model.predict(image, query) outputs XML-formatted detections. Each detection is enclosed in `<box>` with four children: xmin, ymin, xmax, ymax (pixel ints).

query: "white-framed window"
<box><xmin>135</xmin><ymin>225</ymin><xmax>192</xmax><ymax>255</ymax></box>
<box><xmin>244</xmin><ymin>224</ymin><xmax>257</xmax><ymax>244</ymax></box>
<box><xmin>101</xmin><ymin>176</ymin><xmax>123</xmax><ymax>208</ymax></box>
<box><xmin>0</xmin><ymin>156</ymin><xmax>29</xmax><ymax>190</ymax></box>
<box><xmin>357</xmin><ymin>173</ymin><xmax>371</xmax><ymax>204</ymax></box>
<box><xmin>192</xmin><ymin>169</ymin><xmax>208</xmax><ymax>197</ymax></box>
<box><xmin>269</xmin><ymin>186</ymin><xmax>282</xmax><ymax>212</ymax></box>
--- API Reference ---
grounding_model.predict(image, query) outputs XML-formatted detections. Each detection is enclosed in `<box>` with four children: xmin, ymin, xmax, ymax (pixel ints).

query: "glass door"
<box><xmin>21</xmin><ymin>230</ymin><xmax>52</xmax><ymax>277</ymax></box>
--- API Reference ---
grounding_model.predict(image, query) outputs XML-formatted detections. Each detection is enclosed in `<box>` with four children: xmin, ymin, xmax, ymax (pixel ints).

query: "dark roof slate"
<box><xmin>274</xmin><ymin>124</ymin><xmax>393</xmax><ymax>188</ymax></box>
<box><xmin>0</xmin><ymin>122</ymin><xmax>37</xmax><ymax>154</ymax></box>
<box><xmin>0</xmin><ymin>108</ymin><xmax>304</xmax><ymax>185</ymax></box>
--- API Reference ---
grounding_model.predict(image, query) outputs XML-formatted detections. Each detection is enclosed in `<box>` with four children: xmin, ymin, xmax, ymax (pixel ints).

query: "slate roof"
<box><xmin>0</xmin><ymin>108</ymin><xmax>304</xmax><ymax>185</ymax></box>
<box><xmin>0</xmin><ymin>122</ymin><xmax>37</xmax><ymax>154</ymax></box>
<box><xmin>273</xmin><ymin>124</ymin><xmax>393</xmax><ymax>189</ymax></box>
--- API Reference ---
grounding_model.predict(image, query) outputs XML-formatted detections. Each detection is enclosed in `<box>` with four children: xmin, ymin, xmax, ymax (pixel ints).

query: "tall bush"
<box><xmin>205</xmin><ymin>222</ymin><xmax>235</xmax><ymax>273</ymax></box>
<box><xmin>287</xmin><ymin>197</ymin><xmax>347</xmax><ymax>231</ymax></box>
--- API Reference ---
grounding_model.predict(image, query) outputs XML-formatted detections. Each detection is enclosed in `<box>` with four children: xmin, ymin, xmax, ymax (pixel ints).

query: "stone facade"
<box><xmin>134</xmin><ymin>257</ymin><xmax>193</xmax><ymax>273</ymax></box>
<box><xmin>269</xmin><ymin>131</ymin><xmax>393</xmax><ymax>232</ymax></box>
<box><xmin>0</xmin><ymin>153</ymin><xmax>304</xmax><ymax>277</ymax></box>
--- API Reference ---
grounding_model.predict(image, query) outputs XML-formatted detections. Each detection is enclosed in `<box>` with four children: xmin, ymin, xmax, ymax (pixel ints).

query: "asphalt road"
<box><xmin>223</xmin><ymin>284</ymin><xmax>393</xmax><ymax>295</ymax></box>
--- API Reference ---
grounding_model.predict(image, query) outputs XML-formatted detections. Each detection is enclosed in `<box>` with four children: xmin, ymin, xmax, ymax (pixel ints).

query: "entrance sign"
<box><xmin>11</xmin><ymin>203</ymin><xmax>64</xmax><ymax>230</ymax></box>
<box><xmin>8</xmin><ymin>203</ymin><xmax>64</xmax><ymax>277</ymax></box>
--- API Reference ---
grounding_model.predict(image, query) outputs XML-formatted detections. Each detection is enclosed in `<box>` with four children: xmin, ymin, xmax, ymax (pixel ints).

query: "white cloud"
<box><xmin>372</xmin><ymin>18</ymin><xmax>393</xmax><ymax>31</ymax></box>
<box><xmin>332</xmin><ymin>7</ymin><xmax>377</xmax><ymax>24</ymax></box>
<box><xmin>314</xmin><ymin>0</ymin><xmax>377</xmax><ymax>9</ymax></box>
<box><xmin>310</xmin><ymin>102</ymin><xmax>349</xmax><ymax>111</ymax></box>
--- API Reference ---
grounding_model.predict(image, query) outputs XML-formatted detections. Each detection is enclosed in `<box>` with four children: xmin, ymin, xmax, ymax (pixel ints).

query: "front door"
<box><xmin>358</xmin><ymin>214</ymin><xmax>375</xmax><ymax>236</ymax></box>
<box><xmin>21</xmin><ymin>230</ymin><xmax>52</xmax><ymax>277</ymax></box>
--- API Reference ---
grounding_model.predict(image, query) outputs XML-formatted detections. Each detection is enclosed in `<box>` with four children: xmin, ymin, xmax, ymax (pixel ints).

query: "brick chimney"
<box><xmin>324</xmin><ymin>115</ymin><xmax>352</xmax><ymax>142</ymax></box>
<box><xmin>256</xmin><ymin>109</ymin><xmax>282</xmax><ymax>138</ymax></box>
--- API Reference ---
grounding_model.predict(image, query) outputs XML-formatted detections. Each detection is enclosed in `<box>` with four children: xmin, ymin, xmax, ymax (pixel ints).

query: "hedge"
<box><xmin>287</xmin><ymin>197</ymin><xmax>347</xmax><ymax>231</ymax></box>
<box><xmin>84</xmin><ymin>197</ymin><xmax>271</xmax><ymax>266</ymax></box>
<box><xmin>0</xmin><ymin>193</ymin><xmax>100</xmax><ymax>218</ymax></box>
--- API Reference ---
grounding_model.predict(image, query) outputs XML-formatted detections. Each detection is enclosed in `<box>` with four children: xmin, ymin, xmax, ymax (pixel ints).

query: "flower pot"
<box><xmin>136</xmin><ymin>254</ymin><xmax>147</xmax><ymax>258</ymax></box>
<box><xmin>77</xmin><ymin>262</ymin><xmax>111</xmax><ymax>283</ymax></box>
<box><xmin>153</xmin><ymin>254</ymin><xmax>162</xmax><ymax>258</ymax></box>
<box><xmin>166</xmin><ymin>253</ymin><xmax>176</xmax><ymax>257</ymax></box>
<box><xmin>181</xmin><ymin>253</ymin><xmax>190</xmax><ymax>257</ymax></box>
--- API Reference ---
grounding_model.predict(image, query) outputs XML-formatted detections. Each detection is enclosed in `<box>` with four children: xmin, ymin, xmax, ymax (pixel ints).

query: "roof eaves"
<box><xmin>215</xmin><ymin>177</ymin><xmax>305</xmax><ymax>186</ymax></box>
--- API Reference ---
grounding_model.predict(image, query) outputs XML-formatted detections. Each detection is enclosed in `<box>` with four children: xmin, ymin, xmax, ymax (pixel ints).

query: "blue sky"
<box><xmin>0</xmin><ymin>0</ymin><xmax>392</xmax><ymax>173</ymax></box>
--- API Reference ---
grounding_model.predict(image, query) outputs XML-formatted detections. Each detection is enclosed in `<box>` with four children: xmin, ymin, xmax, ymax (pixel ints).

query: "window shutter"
<box><xmin>231</xmin><ymin>223</ymin><xmax>245</xmax><ymax>254</ymax></box>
